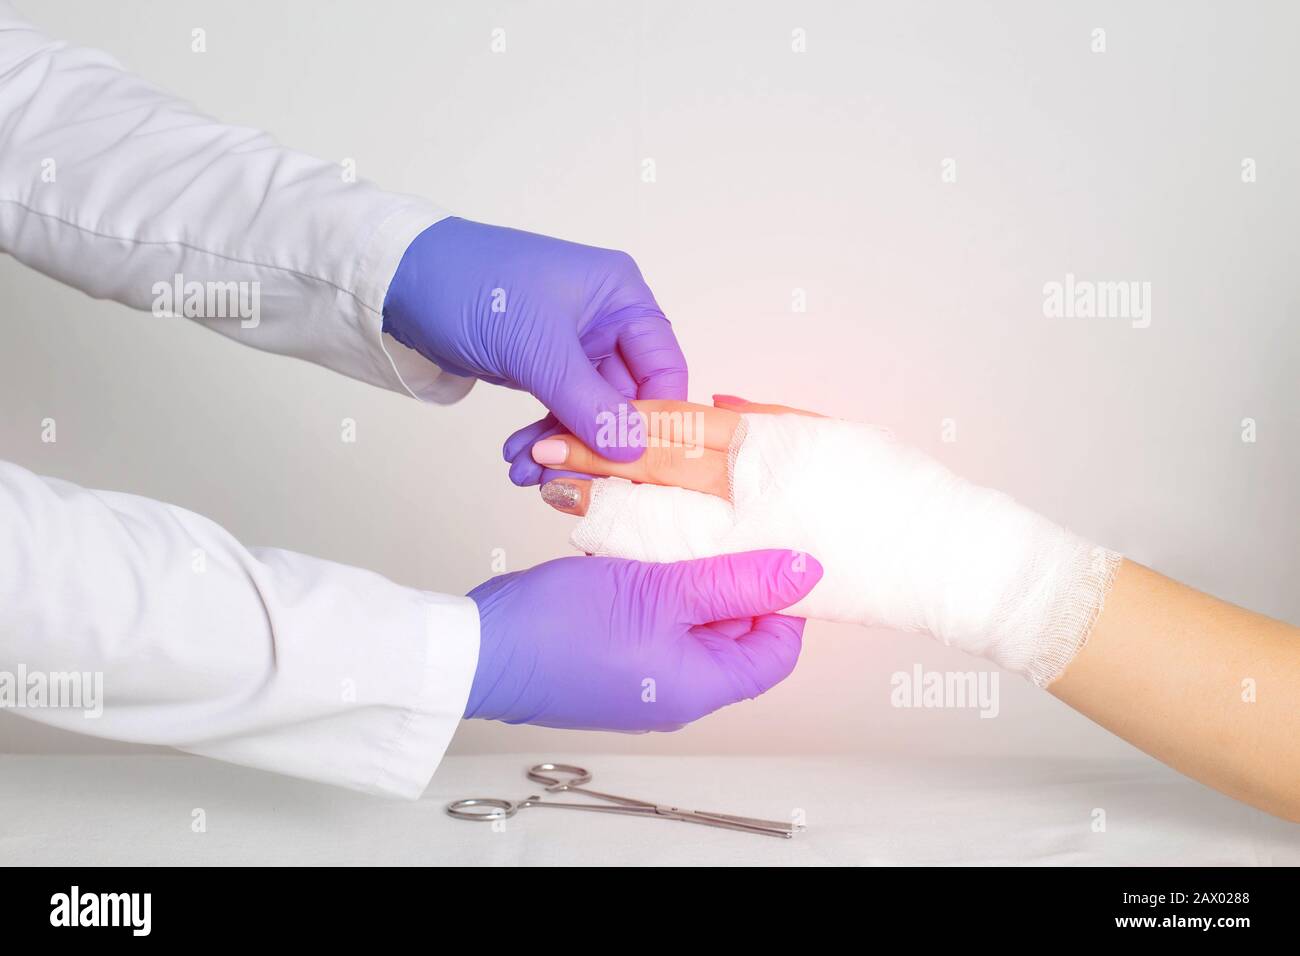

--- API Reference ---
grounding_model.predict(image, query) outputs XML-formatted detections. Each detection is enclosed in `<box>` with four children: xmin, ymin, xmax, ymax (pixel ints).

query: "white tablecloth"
<box><xmin>2</xmin><ymin>753</ymin><xmax>1295</xmax><ymax>865</ymax></box>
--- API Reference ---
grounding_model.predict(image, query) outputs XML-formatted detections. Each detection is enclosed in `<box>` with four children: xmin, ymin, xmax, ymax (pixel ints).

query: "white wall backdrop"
<box><xmin>2</xmin><ymin>0</ymin><xmax>1296</xmax><ymax>761</ymax></box>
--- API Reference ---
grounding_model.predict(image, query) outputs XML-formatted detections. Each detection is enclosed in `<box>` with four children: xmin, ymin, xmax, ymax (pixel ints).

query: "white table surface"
<box><xmin>2</xmin><ymin>753</ymin><xmax>1296</xmax><ymax>866</ymax></box>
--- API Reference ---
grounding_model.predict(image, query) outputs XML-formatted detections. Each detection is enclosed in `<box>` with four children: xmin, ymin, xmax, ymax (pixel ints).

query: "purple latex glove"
<box><xmin>382</xmin><ymin>218</ymin><xmax>689</xmax><ymax>486</ymax></box>
<box><xmin>464</xmin><ymin>551</ymin><xmax>823</xmax><ymax>730</ymax></box>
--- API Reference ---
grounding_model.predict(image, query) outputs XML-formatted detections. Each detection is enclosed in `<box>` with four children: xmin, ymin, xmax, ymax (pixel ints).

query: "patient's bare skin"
<box><xmin>534</xmin><ymin>396</ymin><xmax>816</xmax><ymax>514</ymax></box>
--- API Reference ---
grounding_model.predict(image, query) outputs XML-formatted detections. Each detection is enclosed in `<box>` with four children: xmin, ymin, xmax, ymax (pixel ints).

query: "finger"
<box><xmin>508</xmin><ymin>454</ymin><xmax>544</xmax><ymax>487</ymax></box>
<box><xmin>503</xmin><ymin>414</ymin><xmax>558</xmax><ymax>463</ymax></box>
<box><xmin>507</xmin><ymin>419</ymin><xmax>565</xmax><ymax>486</ymax></box>
<box><xmin>537</xmin><ymin>465</ymin><xmax>597</xmax><ymax>485</ymax></box>
<box><xmin>538</xmin><ymin>398</ymin><xmax>739</xmax><ymax>452</ymax></box>
<box><xmin>506</xmin><ymin>355</ymin><xmax>645</xmax><ymax>484</ymax></box>
<box><xmin>504</xmin><ymin>416</ymin><xmax>598</xmax><ymax>485</ymax></box>
<box><xmin>711</xmin><ymin>394</ymin><xmax>824</xmax><ymax>418</ymax></box>
<box><xmin>539</xmin><ymin>478</ymin><xmax>592</xmax><ymax>516</ymax></box>
<box><xmin>630</xmin><ymin>400</ymin><xmax>740</xmax><ymax>450</ymax></box>
<box><xmin>566</xmin><ymin>478</ymin><xmax>736</xmax><ymax>561</ymax></box>
<box><xmin>616</xmin><ymin>315</ymin><xmax>689</xmax><ymax>400</ymax></box>
<box><xmin>731</xmin><ymin>613</ymin><xmax>806</xmax><ymax>696</ymax></box>
<box><xmin>690</xmin><ymin>613</ymin><xmax>806</xmax><ymax>706</ymax></box>
<box><xmin>598</xmin><ymin>351</ymin><xmax>639</xmax><ymax>398</ymax></box>
<box><xmin>659</xmin><ymin>550</ymin><xmax>823</xmax><ymax>625</ymax></box>
<box><xmin>535</xmin><ymin>340</ymin><xmax>644</xmax><ymax>463</ymax></box>
<box><xmin>531</xmin><ymin>432</ymin><xmax>730</xmax><ymax>499</ymax></box>
<box><xmin>529</xmin><ymin>399</ymin><xmax>739</xmax><ymax>497</ymax></box>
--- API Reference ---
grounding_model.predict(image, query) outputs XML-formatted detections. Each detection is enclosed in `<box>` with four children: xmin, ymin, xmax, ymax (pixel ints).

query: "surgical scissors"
<box><xmin>446</xmin><ymin>763</ymin><xmax>799</xmax><ymax>839</ymax></box>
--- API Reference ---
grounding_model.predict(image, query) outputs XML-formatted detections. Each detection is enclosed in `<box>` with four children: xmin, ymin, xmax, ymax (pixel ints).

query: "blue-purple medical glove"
<box><xmin>464</xmin><ymin>551</ymin><xmax>822</xmax><ymax>731</ymax></box>
<box><xmin>382</xmin><ymin>218</ymin><xmax>688</xmax><ymax>485</ymax></box>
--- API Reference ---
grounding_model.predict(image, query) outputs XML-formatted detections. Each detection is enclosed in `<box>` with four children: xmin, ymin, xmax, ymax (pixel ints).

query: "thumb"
<box><xmin>534</xmin><ymin>340</ymin><xmax>645</xmax><ymax>464</ymax></box>
<box><xmin>660</xmin><ymin>550</ymin><xmax>823</xmax><ymax>625</ymax></box>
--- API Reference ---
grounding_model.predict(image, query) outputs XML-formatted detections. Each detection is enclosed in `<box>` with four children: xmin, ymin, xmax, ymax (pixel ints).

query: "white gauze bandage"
<box><xmin>570</xmin><ymin>414</ymin><xmax>1121</xmax><ymax>687</ymax></box>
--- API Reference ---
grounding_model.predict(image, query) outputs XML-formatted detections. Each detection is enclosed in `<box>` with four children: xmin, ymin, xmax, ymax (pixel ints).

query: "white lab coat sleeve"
<box><xmin>0</xmin><ymin>459</ymin><xmax>480</xmax><ymax>798</ymax></box>
<box><xmin>0</xmin><ymin>1</ymin><xmax>473</xmax><ymax>404</ymax></box>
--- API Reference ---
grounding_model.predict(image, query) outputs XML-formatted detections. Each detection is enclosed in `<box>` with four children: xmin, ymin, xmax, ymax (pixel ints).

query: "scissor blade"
<box><xmin>532</xmin><ymin>799</ymin><xmax>791</xmax><ymax>838</ymax></box>
<box><xmin>686</xmin><ymin>808</ymin><xmax>800</xmax><ymax>832</ymax></box>
<box><xmin>658</xmin><ymin>808</ymin><xmax>794</xmax><ymax>839</ymax></box>
<box><xmin>573</xmin><ymin>786</ymin><xmax>796</xmax><ymax>833</ymax></box>
<box><xmin>527</xmin><ymin>800</ymin><xmax>659</xmax><ymax>818</ymax></box>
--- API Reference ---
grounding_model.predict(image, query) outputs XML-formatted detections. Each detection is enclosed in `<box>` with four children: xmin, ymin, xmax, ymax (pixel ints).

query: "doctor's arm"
<box><xmin>0</xmin><ymin>457</ymin><xmax>821</xmax><ymax>794</ymax></box>
<box><xmin>532</xmin><ymin>398</ymin><xmax>1300</xmax><ymax>822</ymax></box>
<box><xmin>0</xmin><ymin>2</ymin><xmax>461</xmax><ymax>404</ymax></box>
<box><xmin>0</xmin><ymin>459</ymin><xmax>478</xmax><ymax>798</ymax></box>
<box><xmin>0</xmin><ymin>3</ymin><xmax>687</xmax><ymax>474</ymax></box>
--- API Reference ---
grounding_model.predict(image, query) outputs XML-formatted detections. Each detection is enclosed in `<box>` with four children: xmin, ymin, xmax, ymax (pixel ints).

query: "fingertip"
<box><xmin>503</xmin><ymin>416</ymin><xmax>559</xmax><ymax>463</ymax></box>
<box><xmin>508</xmin><ymin>454</ymin><xmax>544</xmax><ymax>487</ymax></box>
<box><xmin>796</xmin><ymin>553</ymin><xmax>825</xmax><ymax>591</ymax></box>
<box><xmin>753</xmin><ymin>548</ymin><xmax>824</xmax><ymax>606</ymax></box>
<box><xmin>530</xmin><ymin>438</ymin><xmax>569</xmax><ymax>466</ymax></box>
<box><xmin>784</xmin><ymin>552</ymin><xmax>824</xmax><ymax>606</ymax></box>
<box><xmin>540</xmin><ymin>479</ymin><xmax>590</xmax><ymax>516</ymax></box>
<box><xmin>766</xmin><ymin>611</ymin><xmax>809</xmax><ymax>639</ymax></box>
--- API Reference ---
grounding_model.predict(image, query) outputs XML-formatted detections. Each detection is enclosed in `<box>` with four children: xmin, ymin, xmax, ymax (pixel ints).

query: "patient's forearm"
<box><xmin>1050</xmin><ymin>560</ymin><xmax>1300</xmax><ymax>822</ymax></box>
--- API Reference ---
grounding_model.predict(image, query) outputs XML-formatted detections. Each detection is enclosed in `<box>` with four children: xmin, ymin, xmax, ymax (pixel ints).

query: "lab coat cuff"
<box><xmin>356</xmin><ymin>200</ymin><xmax>476</xmax><ymax>405</ymax></box>
<box><xmin>372</xmin><ymin>592</ymin><xmax>480</xmax><ymax>800</ymax></box>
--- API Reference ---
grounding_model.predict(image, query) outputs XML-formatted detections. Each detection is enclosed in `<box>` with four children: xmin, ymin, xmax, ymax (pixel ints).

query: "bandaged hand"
<box><xmin>532</xmin><ymin>397</ymin><xmax>1121</xmax><ymax>687</ymax></box>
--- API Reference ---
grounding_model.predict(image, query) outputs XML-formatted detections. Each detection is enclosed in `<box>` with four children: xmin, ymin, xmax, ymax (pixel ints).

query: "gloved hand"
<box><xmin>464</xmin><ymin>550</ymin><xmax>822</xmax><ymax>730</ymax></box>
<box><xmin>382</xmin><ymin>218</ymin><xmax>688</xmax><ymax>485</ymax></box>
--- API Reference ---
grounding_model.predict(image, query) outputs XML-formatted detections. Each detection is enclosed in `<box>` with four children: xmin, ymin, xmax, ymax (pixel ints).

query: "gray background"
<box><xmin>2</xmin><ymin>0</ymin><xmax>1296</xmax><ymax>762</ymax></box>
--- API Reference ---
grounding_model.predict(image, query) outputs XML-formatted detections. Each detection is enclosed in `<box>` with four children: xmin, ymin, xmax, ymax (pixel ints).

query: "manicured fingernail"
<box><xmin>531</xmin><ymin>439</ymin><xmax>568</xmax><ymax>465</ymax></box>
<box><xmin>540</xmin><ymin>480</ymin><xmax>581</xmax><ymax>511</ymax></box>
<box><xmin>712</xmin><ymin>394</ymin><xmax>749</xmax><ymax>406</ymax></box>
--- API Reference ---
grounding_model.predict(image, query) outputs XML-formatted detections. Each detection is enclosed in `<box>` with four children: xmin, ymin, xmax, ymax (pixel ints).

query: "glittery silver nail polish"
<box><xmin>540</xmin><ymin>480</ymin><xmax>581</xmax><ymax>509</ymax></box>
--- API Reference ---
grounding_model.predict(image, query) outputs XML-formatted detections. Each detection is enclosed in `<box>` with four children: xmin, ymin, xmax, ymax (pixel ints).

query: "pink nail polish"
<box><xmin>531</xmin><ymin>439</ymin><xmax>568</xmax><ymax>465</ymax></box>
<box><xmin>712</xmin><ymin>394</ymin><xmax>749</xmax><ymax>406</ymax></box>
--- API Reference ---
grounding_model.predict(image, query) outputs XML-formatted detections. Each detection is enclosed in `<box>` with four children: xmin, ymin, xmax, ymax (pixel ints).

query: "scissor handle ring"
<box><xmin>445</xmin><ymin>798</ymin><xmax>518</xmax><ymax>821</ymax></box>
<box><xmin>527</xmin><ymin>763</ymin><xmax>592</xmax><ymax>790</ymax></box>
